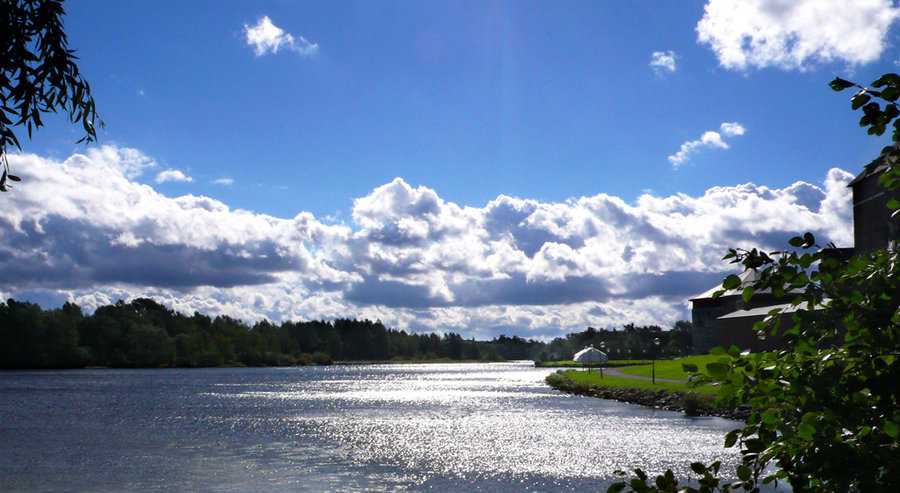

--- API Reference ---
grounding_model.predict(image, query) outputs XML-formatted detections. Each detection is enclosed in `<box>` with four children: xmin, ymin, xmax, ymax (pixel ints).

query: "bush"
<box><xmin>311</xmin><ymin>351</ymin><xmax>332</xmax><ymax>365</ymax></box>
<box><xmin>681</xmin><ymin>392</ymin><xmax>707</xmax><ymax>417</ymax></box>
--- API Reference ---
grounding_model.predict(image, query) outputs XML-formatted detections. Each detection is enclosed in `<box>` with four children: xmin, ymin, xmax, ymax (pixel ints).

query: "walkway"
<box><xmin>592</xmin><ymin>366</ymin><xmax>687</xmax><ymax>384</ymax></box>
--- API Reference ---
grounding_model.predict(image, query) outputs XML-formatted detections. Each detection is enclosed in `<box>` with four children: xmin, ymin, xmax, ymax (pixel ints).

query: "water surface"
<box><xmin>1</xmin><ymin>363</ymin><xmax>740</xmax><ymax>491</ymax></box>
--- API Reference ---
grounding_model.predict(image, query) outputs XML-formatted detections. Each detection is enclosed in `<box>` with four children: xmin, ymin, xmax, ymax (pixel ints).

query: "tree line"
<box><xmin>0</xmin><ymin>297</ymin><xmax>692</xmax><ymax>370</ymax></box>
<box><xmin>540</xmin><ymin>321</ymin><xmax>694</xmax><ymax>362</ymax></box>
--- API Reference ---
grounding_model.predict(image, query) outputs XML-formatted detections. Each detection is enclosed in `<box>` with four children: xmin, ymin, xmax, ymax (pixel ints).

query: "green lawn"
<box><xmin>550</xmin><ymin>369</ymin><xmax>719</xmax><ymax>395</ymax></box>
<box><xmin>536</xmin><ymin>359</ymin><xmax>645</xmax><ymax>368</ymax></box>
<box><xmin>613</xmin><ymin>354</ymin><xmax>725</xmax><ymax>380</ymax></box>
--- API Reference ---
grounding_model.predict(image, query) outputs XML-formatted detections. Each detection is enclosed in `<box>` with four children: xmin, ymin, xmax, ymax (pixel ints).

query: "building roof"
<box><xmin>717</xmin><ymin>300</ymin><xmax>820</xmax><ymax>320</ymax></box>
<box><xmin>848</xmin><ymin>145</ymin><xmax>899</xmax><ymax>187</ymax></box>
<box><xmin>689</xmin><ymin>269</ymin><xmax>762</xmax><ymax>302</ymax></box>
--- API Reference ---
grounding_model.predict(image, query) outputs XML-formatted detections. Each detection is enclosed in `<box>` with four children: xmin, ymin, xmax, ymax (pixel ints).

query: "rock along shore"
<box><xmin>545</xmin><ymin>372</ymin><xmax>750</xmax><ymax>421</ymax></box>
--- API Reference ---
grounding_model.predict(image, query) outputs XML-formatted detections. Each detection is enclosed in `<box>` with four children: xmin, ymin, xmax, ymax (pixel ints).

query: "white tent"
<box><xmin>573</xmin><ymin>345</ymin><xmax>607</xmax><ymax>372</ymax></box>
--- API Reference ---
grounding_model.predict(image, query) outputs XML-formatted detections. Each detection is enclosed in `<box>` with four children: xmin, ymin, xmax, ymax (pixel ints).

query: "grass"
<box><xmin>558</xmin><ymin>368</ymin><xmax>719</xmax><ymax>395</ymax></box>
<box><xmin>535</xmin><ymin>359</ymin><xmax>646</xmax><ymax>368</ymax></box>
<box><xmin>614</xmin><ymin>354</ymin><xmax>725</xmax><ymax>380</ymax></box>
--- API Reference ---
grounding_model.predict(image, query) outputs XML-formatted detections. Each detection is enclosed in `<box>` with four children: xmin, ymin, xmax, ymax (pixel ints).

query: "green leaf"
<box><xmin>743</xmin><ymin>438</ymin><xmax>765</xmax><ymax>453</ymax></box>
<box><xmin>802</xmin><ymin>232</ymin><xmax>815</xmax><ymax>247</ymax></box>
<box><xmin>798</xmin><ymin>423</ymin><xmax>815</xmax><ymax>440</ymax></box>
<box><xmin>761</xmin><ymin>409</ymin><xmax>778</xmax><ymax>424</ymax></box>
<box><xmin>801</xmin><ymin>412</ymin><xmax>818</xmax><ymax>425</ymax></box>
<box><xmin>722</xmin><ymin>274</ymin><xmax>741</xmax><ymax>290</ymax></box>
<box><xmin>872</xmin><ymin>73</ymin><xmax>900</xmax><ymax>88</ymax></box>
<box><xmin>691</xmin><ymin>462</ymin><xmax>707</xmax><ymax>474</ymax></box>
<box><xmin>852</xmin><ymin>93</ymin><xmax>871</xmax><ymax>110</ymax></box>
<box><xmin>742</xmin><ymin>286</ymin><xmax>755</xmax><ymax>302</ymax></box>
<box><xmin>724</xmin><ymin>430</ymin><xmax>739</xmax><ymax>448</ymax></box>
<box><xmin>655</xmin><ymin>473</ymin><xmax>674</xmax><ymax>490</ymax></box>
<box><xmin>883</xmin><ymin>86</ymin><xmax>900</xmax><ymax>102</ymax></box>
<box><xmin>737</xmin><ymin>465</ymin><xmax>752</xmax><ymax>481</ymax></box>
<box><xmin>885</xmin><ymin>420</ymin><xmax>899</xmax><ymax>438</ymax></box>
<box><xmin>863</xmin><ymin>101</ymin><xmax>882</xmax><ymax>117</ymax></box>
<box><xmin>829</xmin><ymin>77</ymin><xmax>857</xmax><ymax>91</ymax></box>
<box><xmin>788</xmin><ymin>236</ymin><xmax>805</xmax><ymax>247</ymax></box>
<box><xmin>605</xmin><ymin>483</ymin><xmax>626</xmax><ymax>493</ymax></box>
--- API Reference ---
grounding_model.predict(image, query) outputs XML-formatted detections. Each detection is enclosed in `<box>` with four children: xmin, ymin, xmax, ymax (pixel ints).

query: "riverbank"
<box><xmin>545</xmin><ymin>370</ymin><xmax>750</xmax><ymax>421</ymax></box>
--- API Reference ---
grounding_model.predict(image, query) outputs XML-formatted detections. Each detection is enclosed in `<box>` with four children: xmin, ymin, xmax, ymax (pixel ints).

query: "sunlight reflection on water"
<box><xmin>236</xmin><ymin>362</ymin><xmax>742</xmax><ymax>489</ymax></box>
<box><xmin>1</xmin><ymin>363</ymin><xmax>742</xmax><ymax>492</ymax></box>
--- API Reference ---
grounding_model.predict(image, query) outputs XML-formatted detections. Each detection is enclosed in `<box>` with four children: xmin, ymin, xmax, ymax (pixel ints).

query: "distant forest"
<box><xmin>0</xmin><ymin>298</ymin><xmax>693</xmax><ymax>370</ymax></box>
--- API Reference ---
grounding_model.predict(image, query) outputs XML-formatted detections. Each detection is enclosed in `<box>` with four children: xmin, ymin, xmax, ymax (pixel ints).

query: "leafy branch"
<box><xmin>0</xmin><ymin>0</ymin><xmax>103</xmax><ymax>189</ymax></box>
<box><xmin>608</xmin><ymin>75</ymin><xmax>900</xmax><ymax>492</ymax></box>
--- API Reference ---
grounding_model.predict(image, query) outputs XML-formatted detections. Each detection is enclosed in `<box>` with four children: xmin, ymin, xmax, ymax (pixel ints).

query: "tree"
<box><xmin>608</xmin><ymin>75</ymin><xmax>900</xmax><ymax>492</ymax></box>
<box><xmin>1</xmin><ymin>0</ymin><xmax>102</xmax><ymax>186</ymax></box>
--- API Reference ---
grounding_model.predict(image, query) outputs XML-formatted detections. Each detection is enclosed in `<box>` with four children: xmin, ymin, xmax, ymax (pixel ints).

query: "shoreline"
<box><xmin>545</xmin><ymin>370</ymin><xmax>750</xmax><ymax>421</ymax></box>
<box><xmin>0</xmin><ymin>358</ymin><xmax>521</xmax><ymax>372</ymax></box>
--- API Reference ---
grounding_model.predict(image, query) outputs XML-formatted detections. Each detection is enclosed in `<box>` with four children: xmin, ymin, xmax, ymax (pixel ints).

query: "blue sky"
<box><xmin>4</xmin><ymin>1</ymin><xmax>900</xmax><ymax>339</ymax></box>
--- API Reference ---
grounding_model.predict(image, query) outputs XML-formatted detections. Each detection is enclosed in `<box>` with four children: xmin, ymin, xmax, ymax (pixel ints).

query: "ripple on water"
<box><xmin>230</xmin><ymin>363</ymin><xmax>742</xmax><ymax>487</ymax></box>
<box><xmin>1</xmin><ymin>364</ymin><xmax>743</xmax><ymax>492</ymax></box>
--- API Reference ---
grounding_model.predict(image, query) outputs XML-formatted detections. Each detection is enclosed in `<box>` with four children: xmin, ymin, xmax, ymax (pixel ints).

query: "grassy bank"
<box><xmin>545</xmin><ymin>368</ymin><xmax>747</xmax><ymax>420</ymax></box>
<box><xmin>552</xmin><ymin>368</ymin><xmax>718</xmax><ymax>394</ymax></box>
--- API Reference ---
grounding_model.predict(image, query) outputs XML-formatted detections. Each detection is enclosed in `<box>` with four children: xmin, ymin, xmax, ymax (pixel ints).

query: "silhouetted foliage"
<box><xmin>0</xmin><ymin>297</ymin><xmax>535</xmax><ymax>369</ymax></box>
<box><xmin>1</xmin><ymin>0</ymin><xmax>103</xmax><ymax>183</ymax></box>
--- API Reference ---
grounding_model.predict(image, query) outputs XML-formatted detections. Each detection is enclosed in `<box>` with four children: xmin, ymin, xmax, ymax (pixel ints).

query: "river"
<box><xmin>0</xmin><ymin>362</ymin><xmax>741</xmax><ymax>492</ymax></box>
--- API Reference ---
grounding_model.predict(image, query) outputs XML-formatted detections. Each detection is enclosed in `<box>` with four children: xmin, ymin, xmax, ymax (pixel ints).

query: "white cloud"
<box><xmin>244</xmin><ymin>16</ymin><xmax>319</xmax><ymax>57</ymax></box>
<box><xmin>0</xmin><ymin>147</ymin><xmax>854</xmax><ymax>338</ymax></box>
<box><xmin>650</xmin><ymin>50</ymin><xmax>677</xmax><ymax>74</ymax></box>
<box><xmin>213</xmin><ymin>178</ymin><xmax>234</xmax><ymax>185</ymax></box>
<box><xmin>669</xmin><ymin>122</ymin><xmax>745</xmax><ymax>168</ymax></box>
<box><xmin>720</xmin><ymin>122</ymin><xmax>745</xmax><ymax>137</ymax></box>
<box><xmin>155</xmin><ymin>169</ymin><xmax>193</xmax><ymax>183</ymax></box>
<box><xmin>697</xmin><ymin>0</ymin><xmax>900</xmax><ymax>70</ymax></box>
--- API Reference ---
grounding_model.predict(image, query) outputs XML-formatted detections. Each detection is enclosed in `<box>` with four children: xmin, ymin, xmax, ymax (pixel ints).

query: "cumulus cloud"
<box><xmin>669</xmin><ymin>122</ymin><xmax>745</xmax><ymax>168</ymax></box>
<box><xmin>0</xmin><ymin>147</ymin><xmax>854</xmax><ymax>338</ymax></box>
<box><xmin>720</xmin><ymin>122</ymin><xmax>745</xmax><ymax>137</ymax></box>
<box><xmin>697</xmin><ymin>0</ymin><xmax>900</xmax><ymax>70</ymax></box>
<box><xmin>244</xmin><ymin>16</ymin><xmax>319</xmax><ymax>57</ymax></box>
<box><xmin>155</xmin><ymin>169</ymin><xmax>193</xmax><ymax>183</ymax></box>
<box><xmin>650</xmin><ymin>50</ymin><xmax>677</xmax><ymax>74</ymax></box>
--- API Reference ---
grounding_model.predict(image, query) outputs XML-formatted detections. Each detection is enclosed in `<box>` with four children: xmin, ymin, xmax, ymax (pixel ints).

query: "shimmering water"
<box><xmin>1</xmin><ymin>363</ymin><xmax>741</xmax><ymax>492</ymax></box>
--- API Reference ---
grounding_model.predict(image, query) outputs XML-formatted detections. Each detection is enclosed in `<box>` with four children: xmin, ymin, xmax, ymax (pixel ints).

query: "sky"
<box><xmin>3</xmin><ymin>0</ymin><xmax>900</xmax><ymax>340</ymax></box>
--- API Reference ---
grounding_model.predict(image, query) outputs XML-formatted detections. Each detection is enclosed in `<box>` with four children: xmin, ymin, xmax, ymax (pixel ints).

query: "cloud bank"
<box><xmin>244</xmin><ymin>16</ymin><xmax>319</xmax><ymax>57</ymax></box>
<box><xmin>697</xmin><ymin>0</ymin><xmax>899</xmax><ymax>70</ymax></box>
<box><xmin>669</xmin><ymin>122</ymin><xmax>745</xmax><ymax>168</ymax></box>
<box><xmin>0</xmin><ymin>147</ymin><xmax>853</xmax><ymax>339</ymax></box>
